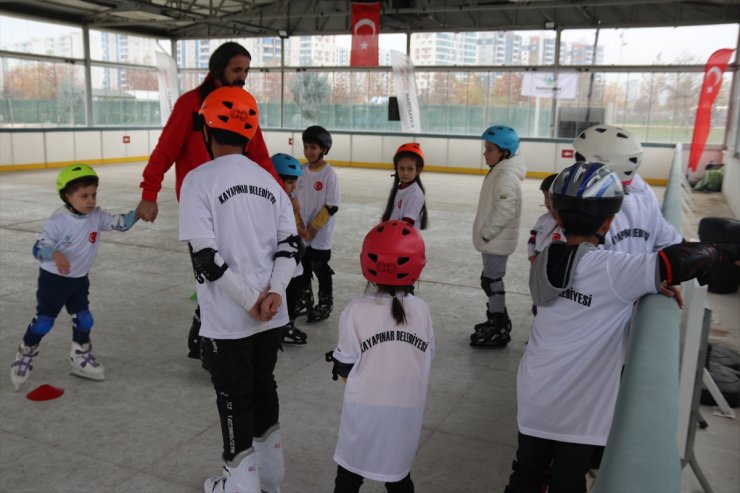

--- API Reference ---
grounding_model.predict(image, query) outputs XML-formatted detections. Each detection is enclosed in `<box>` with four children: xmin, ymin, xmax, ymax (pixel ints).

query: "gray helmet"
<box><xmin>302</xmin><ymin>125</ymin><xmax>332</xmax><ymax>154</ymax></box>
<box><xmin>550</xmin><ymin>161</ymin><xmax>624</xmax><ymax>218</ymax></box>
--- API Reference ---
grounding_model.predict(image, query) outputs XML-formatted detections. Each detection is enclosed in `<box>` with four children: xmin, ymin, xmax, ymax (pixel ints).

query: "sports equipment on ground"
<box><xmin>204</xmin><ymin>447</ymin><xmax>261</xmax><ymax>493</ymax></box>
<box><xmin>10</xmin><ymin>343</ymin><xmax>40</xmax><ymax>391</ymax></box>
<box><xmin>573</xmin><ymin>125</ymin><xmax>643</xmax><ymax>184</ymax></box>
<box><xmin>69</xmin><ymin>342</ymin><xmax>105</xmax><ymax>381</ymax></box>
<box><xmin>360</xmin><ymin>220</ymin><xmax>426</xmax><ymax>286</ymax></box>
<box><xmin>306</xmin><ymin>294</ymin><xmax>332</xmax><ymax>323</ymax></box>
<box><xmin>482</xmin><ymin>125</ymin><xmax>520</xmax><ymax>155</ymax></box>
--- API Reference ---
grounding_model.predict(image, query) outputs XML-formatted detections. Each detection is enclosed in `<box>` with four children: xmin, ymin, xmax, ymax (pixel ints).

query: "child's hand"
<box><xmin>297</xmin><ymin>226</ymin><xmax>309</xmax><ymax>240</ymax></box>
<box><xmin>658</xmin><ymin>281</ymin><xmax>684</xmax><ymax>309</ymax></box>
<box><xmin>248</xmin><ymin>289</ymin><xmax>270</xmax><ymax>319</ymax></box>
<box><xmin>53</xmin><ymin>251</ymin><xmax>70</xmax><ymax>275</ymax></box>
<box><xmin>306</xmin><ymin>225</ymin><xmax>318</xmax><ymax>240</ymax></box>
<box><xmin>258</xmin><ymin>293</ymin><xmax>282</xmax><ymax>321</ymax></box>
<box><xmin>528</xmin><ymin>255</ymin><xmax>536</xmax><ymax>264</ymax></box>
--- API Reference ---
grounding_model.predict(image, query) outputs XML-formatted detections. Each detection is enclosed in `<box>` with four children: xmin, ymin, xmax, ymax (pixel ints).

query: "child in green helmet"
<box><xmin>10</xmin><ymin>163</ymin><xmax>138</xmax><ymax>391</ymax></box>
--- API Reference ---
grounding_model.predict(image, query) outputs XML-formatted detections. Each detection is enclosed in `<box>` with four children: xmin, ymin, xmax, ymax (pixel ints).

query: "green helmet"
<box><xmin>56</xmin><ymin>163</ymin><xmax>98</xmax><ymax>193</ymax></box>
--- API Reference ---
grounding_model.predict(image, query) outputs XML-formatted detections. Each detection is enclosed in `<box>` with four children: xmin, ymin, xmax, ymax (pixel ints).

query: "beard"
<box><xmin>227</xmin><ymin>79</ymin><xmax>245</xmax><ymax>88</ymax></box>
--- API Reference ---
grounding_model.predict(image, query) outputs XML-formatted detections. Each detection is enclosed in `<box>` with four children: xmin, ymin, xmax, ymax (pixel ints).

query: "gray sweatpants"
<box><xmin>481</xmin><ymin>253</ymin><xmax>508</xmax><ymax>313</ymax></box>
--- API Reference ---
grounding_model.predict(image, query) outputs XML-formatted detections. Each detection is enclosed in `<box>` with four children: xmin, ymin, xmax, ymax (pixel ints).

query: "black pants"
<box><xmin>285</xmin><ymin>275</ymin><xmax>304</xmax><ymax>320</ymax></box>
<box><xmin>334</xmin><ymin>465</ymin><xmax>414</xmax><ymax>493</ymax></box>
<box><xmin>300</xmin><ymin>247</ymin><xmax>332</xmax><ymax>298</ymax></box>
<box><xmin>201</xmin><ymin>328</ymin><xmax>282</xmax><ymax>462</ymax></box>
<box><xmin>505</xmin><ymin>432</ymin><xmax>596</xmax><ymax>493</ymax></box>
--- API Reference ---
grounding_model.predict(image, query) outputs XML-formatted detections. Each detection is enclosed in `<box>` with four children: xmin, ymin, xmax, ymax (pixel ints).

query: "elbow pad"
<box><xmin>274</xmin><ymin>234</ymin><xmax>305</xmax><ymax>265</ymax></box>
<box><xmin>658</xmin><ymin>242</ymin><xmax>740</xmax><ymax>286</ymax></box>
<box><xmin>310</xmin><ymin>205</ymin><xmax>339</xmax><ymax>230</ymax></box>
<box><xmin>189</xmin><ymin>245</ymin><xmax>228</xmax><ymax>283</ymax></box>
<box><xmin>111</xmin><ymin>210</ymin><xmax>138</xmax><ymax>231</ymax></box>
<box><xmin>32</xmin><ymin>240</ymin><xmax>55</xmax><ymax>261</ymax></box>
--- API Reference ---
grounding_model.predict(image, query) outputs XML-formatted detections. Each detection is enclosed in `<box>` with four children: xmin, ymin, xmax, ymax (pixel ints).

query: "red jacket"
<box><xmin>140</xmin><ymin>86</ymin><xmax>280</xmax><ymax>202</ymax></box>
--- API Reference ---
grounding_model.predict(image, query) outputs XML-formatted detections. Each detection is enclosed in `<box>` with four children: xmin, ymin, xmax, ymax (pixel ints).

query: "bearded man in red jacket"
<box><xmin>136</xmin><ymin>41</ymin><xmax>282</xmax><ymax>360</ymax></box>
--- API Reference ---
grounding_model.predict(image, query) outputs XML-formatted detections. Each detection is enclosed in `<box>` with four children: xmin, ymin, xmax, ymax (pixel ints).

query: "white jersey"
<box><xmin>527</xmin><ymin>212</ymin><xmax>564</xmax><ymax>258</ymax></box>
<box><xmin>178</xmin><ymin>154</ymin><xmax>296</xmax><ymax>340</ymax></box>
<box><xmin>520</xmin><ymin>247</ymin><xmax>659</xmax><ymax>445</ymax></box>
<box><xmin>37</xmin><ymin>206</ymin><xmax>126</xmax><ymax>278</ymax></box>
<box><xmin>295</xmin><ymin>162</ymin><xmax>340</xmax><ymax>250</ymax></box>
<box><xmin>333</xmin><ymin>293</ymin><xmax>434</xmax><ymax>482</ymax></box>
<box><xmin>388</xmin><ymin>181</ymin><xmax>425</xmax><ymax>230</ymax></box>
<box><xmin>605</xmin><ymin>175</ymin><xmax>682</xmax><ymax>254</ymax></box>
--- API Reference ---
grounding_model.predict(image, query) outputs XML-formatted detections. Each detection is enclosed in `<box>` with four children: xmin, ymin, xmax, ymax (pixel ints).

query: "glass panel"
<box><xmin>91</xmin><ymin>66</ymin><xmax>160</xmax><ymax>125</ymax></box>
<box><xmin>562</xmin><ymin>25</ymin><xmax>739</xmax><ymax>65</ymax></box>
<box><xmin>176</xmin><ymin>38</ymin><xmax>283</xmax><ymax>68</ymax></box>
<box><xmin>412</xmin><ymin>30</ymin><xmax>556</xmax><ymax>66</ymax></box>
<box><xmin>0</xmin><ymin>57</ymin><xmax>86</xmax><ymax>127</ymax></box>
<box><xmin>89</xmin><ymin>30</ymin><xmax>164</xmax><ymax>66</ymax></box>
<box><xmin>0</xmin><ymin>14</ymin><xmax>83</xmax><ymax>58</ymax></box>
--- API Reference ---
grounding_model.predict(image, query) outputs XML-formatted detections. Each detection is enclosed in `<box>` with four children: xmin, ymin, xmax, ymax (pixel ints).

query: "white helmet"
<box><xmin>573</xmin><ymin>125</ymin><xmax>643</xmax><ymax>184</ymax></box>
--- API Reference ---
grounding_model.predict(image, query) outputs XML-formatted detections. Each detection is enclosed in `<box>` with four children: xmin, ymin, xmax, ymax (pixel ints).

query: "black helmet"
<box><xmin>302</xmin><ymin>125</ymin><xmax>332</xmax><ymax>154</ymax></box>
<box><xmin>550</xmin><ymin>161</ymin><xmax>624</xmax><ymax>219</ymax></box>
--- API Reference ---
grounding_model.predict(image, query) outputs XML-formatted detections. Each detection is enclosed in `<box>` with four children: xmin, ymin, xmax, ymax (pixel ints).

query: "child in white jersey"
<box><xmin>272</xmin><ymin>152</ymin><xmax>309</xmax><ymax>346</ymax></box>
<box><xmin>327</xmin><ymin>220</ymin><xmax>433</xmax><ymax>493</ymax></box>
<box><xmin>470</xmin><ymin>125</ymin><xmax>526</xmax><ymax>348</ymax></box>
<box><xmin>10</xmin><ymin>163</ymin><xmax>138</xmax><ymax>391</ymax></box>
<box><xmin>527</xmin><ymin>174</ymin><xmax>563</xmax><ymax>264</ymax></box>
<box><xmin>178</xmin><ymin>87</ymin><xmax>302</xmax><ymax>493</ymax></box>
<box><xmin>504</xmin><ymin>161</ymin><xmax>739</xmax><ymax>493</ymax></box>
<box><xmin>295</xmin><ymin>125</ymin><xmax>341</xmax><ymax>323</ymax></box>
<box><xmin>381</xmin><ymin>143</ymin><xmax>428</xmax><ymax>230</ymax></box>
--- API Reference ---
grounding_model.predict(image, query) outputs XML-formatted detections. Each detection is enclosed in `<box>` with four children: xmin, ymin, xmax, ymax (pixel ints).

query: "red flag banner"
<box><xmin>688</xmin><ymin>48</ymin><xmax>734</xmax><ymax>172</ymax></box>
<box><xmin>350</xmin><ymin>2</ymin><xmax>380</xmax><ymax>67</ymax></box>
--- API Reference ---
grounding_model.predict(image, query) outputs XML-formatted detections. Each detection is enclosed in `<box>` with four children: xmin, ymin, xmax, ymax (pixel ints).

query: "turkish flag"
<box><xmin>350</xmin><ymin>2</ymin><xmax>380</xmax><ymax>67</ymax></box>
<box><xmin>688</xmin><ymin>48</ymin><xmax>734</xmax><ymax>171</ymax></box>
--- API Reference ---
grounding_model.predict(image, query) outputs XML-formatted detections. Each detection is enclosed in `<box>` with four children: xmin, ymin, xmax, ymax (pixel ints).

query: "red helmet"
<box><xmin>199</xmin><ymin>87</ymin><xmax>259</xmax><ymax>141</ymax></box>
<box><xmin>394</xmin><ymin>142</ymin><xmax>425</xmax><ymax>168</ymax></box>
<box><xmin>361</xmin><ymin>220</ymin><xmax>426</xmax><ymax>286</ymax></box>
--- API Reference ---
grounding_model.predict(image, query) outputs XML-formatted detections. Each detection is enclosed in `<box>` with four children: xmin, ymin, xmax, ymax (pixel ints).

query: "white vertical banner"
<box><xmin>155</xmin><ymin>52</ymin><xmax>180</xmax><ymax>125</ymax></box>
<box><xmin>521</xmin><ymin>72</ymin><xmax>578</xmax><ymax>99</ymax></box>
<box><xmin>390</xmin><ymin>50</ymin><xmax>422</xmax><ymax>133</ymax></box>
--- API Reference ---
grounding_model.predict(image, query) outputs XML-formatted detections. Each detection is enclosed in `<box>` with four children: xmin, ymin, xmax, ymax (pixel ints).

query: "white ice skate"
<box><xmin>69</xmin><ymin>342</ymin><xmax>105</xmax><ymax>381</ymax></box>
<box><xmin>254</xmin><ymin>424</ymin><xmax>285</xmax><ymax>493</ymax></box>
<box><xmin>10</xmin><ymin>343</ymin><xmax>39</xmax><ymax>391</ymax></box>
<box><xmin>204</xmin><ymin>447</ymin><xmax>261</xmax><ymax>493</ymax></box>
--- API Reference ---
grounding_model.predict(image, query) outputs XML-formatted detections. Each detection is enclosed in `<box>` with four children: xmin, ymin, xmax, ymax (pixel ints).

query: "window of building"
<box><xmin>0</xmin><ymin>14</ymin><xmax>83</xmax><ymax>59</ymax></box>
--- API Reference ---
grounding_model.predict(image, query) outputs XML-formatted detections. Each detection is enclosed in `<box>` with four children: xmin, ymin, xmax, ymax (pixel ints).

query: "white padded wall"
<box><xmin>45</xmin><ymin>133</ymin><xmax>75</xmax><ymax>163</ymax></box>
<box><xmin>101</xmin><ymin>131</ymin><xmax>126</xmax><ymax>160</ymax></box>
<box><xmin>124</xmin><ymin>130</ymin><xmax>150</xmax><ymax>157</ymax></box>
<box><xmin>0</xmin><ymin>132</ymin><xmax>12</xmax><ymax>166</ymax></box>
<box><xmin>11</xmin><ymin>133</ymin><xmax>45</xmax><ymax>165</ymax></box>
<box><xmin>74</xmin><ymin>132</ymin><xmax>102</xmax><ymax>162</ymax></box>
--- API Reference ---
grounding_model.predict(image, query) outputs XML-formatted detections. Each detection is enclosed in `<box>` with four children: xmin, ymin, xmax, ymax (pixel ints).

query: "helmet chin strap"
<box><xmin>201</xmin><ymin>127</ymin><xmax>215</xmax><ymax>160</ymax></box>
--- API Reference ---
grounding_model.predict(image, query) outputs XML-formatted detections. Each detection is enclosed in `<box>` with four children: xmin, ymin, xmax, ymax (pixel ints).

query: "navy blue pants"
<box><xmin>24</xmin><ymin>269</ymin><xmax>90</xmax><ymax>347</ymax></box>
<box><xmin>334</xmin><ymin>465</ymin><xmax>414</xmax><ymax>493</ymax></box>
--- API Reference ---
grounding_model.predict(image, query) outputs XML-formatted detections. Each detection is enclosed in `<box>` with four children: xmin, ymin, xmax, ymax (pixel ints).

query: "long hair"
<box><xmin>376</xmin><ymin>284</ymin><xmax>413</xmax><ymax>325</ymax></box>
<box><xmin>381</xmin><ymin>152</ymin><xmax>428</xmax><ymax>230</ymax></box>
<box><xmin>199</xmin><ymin>42</ymin><xmax>252</xmax><ymax>101</ymax></box>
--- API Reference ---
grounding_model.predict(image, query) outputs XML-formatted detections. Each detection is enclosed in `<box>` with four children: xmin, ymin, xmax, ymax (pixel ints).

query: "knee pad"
<box><xmin>28</xmin><ymin>315</ymin><xmax>55</xmax><ymax>336</ymax></box>
<box><xmin>73</xmin><ymin>309</ymin><xmax>94</xmax><ymax>332</ymax></box>
<box><xmin>480</xmin><ymin>274</ymin><xmax>504</xmax><ymax>297</ymax></box>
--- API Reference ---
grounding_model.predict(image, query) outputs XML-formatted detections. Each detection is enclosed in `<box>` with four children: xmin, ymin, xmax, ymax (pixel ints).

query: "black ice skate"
<box><xmin>295</xmin><ymin>286</ymin><xmax>313</xmax><ymax>317</ymax></box>
<box><xmin>307</xmin><ymin>295</ymin><xmax>332</xmax><ymax>323</ymax></box>
<box><xmin>470</xmin><ymin>309</ymin><xmax>512</xmax><ymax>348</ymax></box>
<box><xmin>281</xmin><ymin>321</ymin><xmax>308</xmax><ymax>345</ymax></box>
